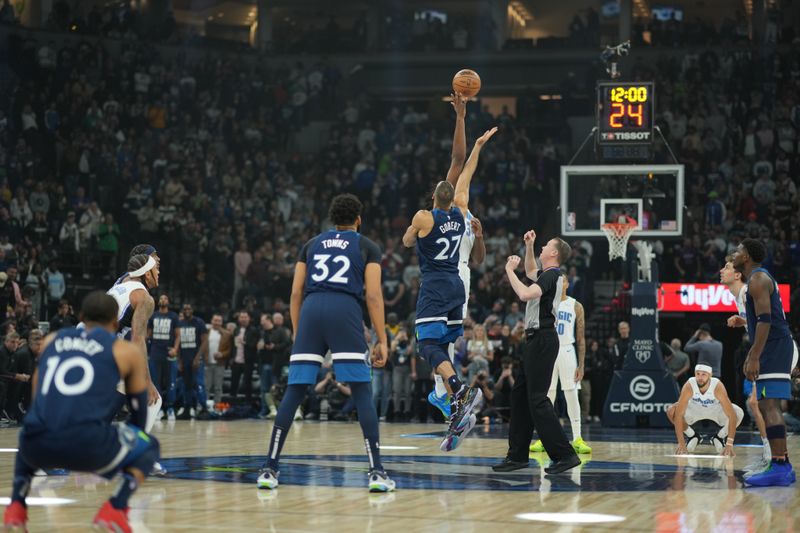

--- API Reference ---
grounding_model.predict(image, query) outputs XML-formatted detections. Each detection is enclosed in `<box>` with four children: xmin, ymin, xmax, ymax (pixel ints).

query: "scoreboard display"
<box><xmin>596</xmin><ymin>81</ymin><xmax>655</xmax><ymax>160</ymax></box>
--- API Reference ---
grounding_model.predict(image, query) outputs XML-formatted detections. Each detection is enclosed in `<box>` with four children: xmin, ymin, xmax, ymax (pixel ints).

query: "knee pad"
<box><xmin>126</xmin><ymin>436</ymin><xmax>160</xmax><ymax>477</ymax></box>
<box><xmin>419</xmin><ymin>341</ymin><xmax>451</xmax><ymax>369</ymax></box>
<box><xmin>766</xmin><ymin>425</ymin><xmax>786</xmax><ymax>440</ymax></box>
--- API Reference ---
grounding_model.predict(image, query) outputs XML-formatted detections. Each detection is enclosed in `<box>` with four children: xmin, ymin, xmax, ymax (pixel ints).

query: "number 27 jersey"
<box><xmin>300</xmin><ymin>229</ymin><xmax>382</xmax><ymax>300</ymax></box>
<box><xmin>417</xmin><ymin>207</ymin><xmax>465</xmax><ymax>276</ymax></box>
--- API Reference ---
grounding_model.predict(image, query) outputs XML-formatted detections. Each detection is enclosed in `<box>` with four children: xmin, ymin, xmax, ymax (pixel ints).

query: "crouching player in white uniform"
<box><xmin>530</xmin><ymin>274</ymin><xmax>591</xmax><ymax>454</ymax></box>
<box><xmin>667</xmin><ymin>364</ymin><xmax>744</xmax><ymax>456</ymax></box>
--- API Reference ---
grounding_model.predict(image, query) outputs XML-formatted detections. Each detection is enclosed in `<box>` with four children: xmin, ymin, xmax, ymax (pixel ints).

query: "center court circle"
<box><xmin>158</xmin><ymin>454</ymin><xmax>743</xmax><ymax>492</ymax></box>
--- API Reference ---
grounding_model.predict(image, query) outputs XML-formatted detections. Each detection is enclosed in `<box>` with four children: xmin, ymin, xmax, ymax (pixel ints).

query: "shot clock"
<box><xmin>596</xmin><ymin>81</ymin><xmax>655</xmax><ymax>160</ymax></box>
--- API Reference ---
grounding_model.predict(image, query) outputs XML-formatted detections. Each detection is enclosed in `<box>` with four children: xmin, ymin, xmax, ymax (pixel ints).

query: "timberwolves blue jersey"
<box><xmin>300</xmin><ymin>230</ymin><xmax>381</xmax><ymax>300</ymax></box>
<box><xmin>25</xmin><ymin>327</ymin><xmax>120</xmax><ymax>432</ymax></box>
<box><xmin>417</xmin><ymin>208</ymin><xmax>465</xmax><ymax>276</ymax></box>
<box><xmin>745</xmin><ymin>268</ymin><xmax>791</xmax><ymax>341</ymax></box>
<box><xmin>149</xmin><ymin>311</ymin><xmax>178</xmax><ymax>356</ymax></box>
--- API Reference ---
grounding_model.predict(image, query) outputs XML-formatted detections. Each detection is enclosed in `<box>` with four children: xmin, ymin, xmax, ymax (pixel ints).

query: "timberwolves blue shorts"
<box><xmin>19</xmin><ymin>422</ymin><xmax>157</xmax><ymax>479</ymax></box>
<box><xmin>755</xmin><ymin>336</ymin><xmax>796</xmax><ymax>400</ymax></box>
<box><xmin>415</xmin><ymin>274</ymin><xmax>465</xmax><ymax>343</ymax></box>
<box><xmin>289</xmin><ymin>292</ymin><xmax>370</xmax><ymax>385</ymax></box>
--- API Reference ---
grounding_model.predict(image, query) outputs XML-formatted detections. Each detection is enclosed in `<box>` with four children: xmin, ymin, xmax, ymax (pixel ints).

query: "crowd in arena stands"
<box><xmin>1</xmin><ymin>25</ymin><xmax>799</xmax><ymax>426</ymax></box>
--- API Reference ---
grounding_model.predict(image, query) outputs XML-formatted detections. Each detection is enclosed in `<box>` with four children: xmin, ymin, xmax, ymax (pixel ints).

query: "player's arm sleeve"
<box><xmin>361</xmin><ymin>237</ymin><xmax>382</xmax><ymax>265</ymax></box>
<box><xmin>118</xmin><ymin>340</ymin><xmax>149</xmax><ymax>429</ymax></box>
<box><xmin>297</xmin><ymin>239</ymin><xmax>313</xmax><ymax>263</ymax></box>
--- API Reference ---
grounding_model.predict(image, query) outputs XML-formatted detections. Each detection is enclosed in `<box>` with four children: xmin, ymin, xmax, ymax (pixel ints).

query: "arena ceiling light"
<box><xmin>0</xmin><ymin>448</ymin><xmax>18</xmax><ymax>452</ymax></box>
<box><xmin>508</xmin><ymin>1</ymin><xmax>534</xmax><ymax>25</ymax></box>
<box><xmin>516</xmin><ymin>513</ymin><xmax>626</xmax><ymax>524</ymax></box>
<box><xmin>0</xmin><ymin>497</ymin><xmax>75</xmax><ymax>506</ymax></box>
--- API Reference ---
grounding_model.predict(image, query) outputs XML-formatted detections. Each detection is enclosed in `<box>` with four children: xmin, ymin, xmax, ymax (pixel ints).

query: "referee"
<box><xmin>492</xmin><ymin>230</ymin><xmax>581</xmax><ymax>474</ymax></box>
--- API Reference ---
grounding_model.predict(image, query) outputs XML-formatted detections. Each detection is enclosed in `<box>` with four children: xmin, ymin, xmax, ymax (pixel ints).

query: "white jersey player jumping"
<box><xmin>530</xmin><ymin>274</ymin><xmax>592</xmax><ymax>454</ymax></box>
<box><xmin>427</xmin><ymin>91</ymin><xmax>486</xmax><ymax>418</ymax></box>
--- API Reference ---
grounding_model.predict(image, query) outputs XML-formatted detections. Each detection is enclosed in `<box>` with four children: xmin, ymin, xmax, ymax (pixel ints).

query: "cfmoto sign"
<box><xmin>629</xmin><ymin>375</ymin><xmax>655</xmax><ymax>401</ymax></box>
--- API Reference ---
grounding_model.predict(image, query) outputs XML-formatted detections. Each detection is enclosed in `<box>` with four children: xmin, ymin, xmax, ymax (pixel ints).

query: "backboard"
<box><xmin>560</xmin><ymin>164</ymin><xmax>684</xmax><ymax>238</ymax></box>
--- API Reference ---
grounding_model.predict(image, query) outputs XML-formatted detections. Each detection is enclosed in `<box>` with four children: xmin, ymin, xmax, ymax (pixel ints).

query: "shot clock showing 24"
<box><xmin>596</xmin><ymin>81</ymin><xmax>655</xmax><ymax>160</ymax></box>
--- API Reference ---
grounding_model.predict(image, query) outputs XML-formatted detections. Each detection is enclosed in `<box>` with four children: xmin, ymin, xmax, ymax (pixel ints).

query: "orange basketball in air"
<box><xmin>452</xmin><ymin>69</ymin><xmax>481</xmax><ymax>98</ymax></box>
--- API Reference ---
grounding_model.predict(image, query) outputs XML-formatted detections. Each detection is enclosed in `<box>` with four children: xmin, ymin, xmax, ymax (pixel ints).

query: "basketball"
<box><xmin>452</xmin><ymin>69</ymin><xmax>481</xmax><ymax>98</ymax></box>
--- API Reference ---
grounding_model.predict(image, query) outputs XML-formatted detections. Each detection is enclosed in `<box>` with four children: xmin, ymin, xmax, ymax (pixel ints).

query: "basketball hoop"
<box><xmin>601</xmin><ymin>222</ymin><xmax>637</xmax><ymax>261</ymax></box>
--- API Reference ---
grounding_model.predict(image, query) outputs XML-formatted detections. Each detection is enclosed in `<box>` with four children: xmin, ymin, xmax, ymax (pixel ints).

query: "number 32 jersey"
<box><xmin>299</xmin><ymin>229</ymin><xmax>381</xmax><ymax>300</ymax></box>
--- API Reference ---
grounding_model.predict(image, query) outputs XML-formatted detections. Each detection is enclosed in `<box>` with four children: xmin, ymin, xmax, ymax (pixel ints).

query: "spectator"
<box><xmin>257</xmin><ymin>312</ymin><xmax>291</xmax><ymax>418</ymax></box>
<box><xmin>684</xmin><ymin>324</ymin><xmax>723</xmax><ymax>376</ymax></box>
<box><xmin>6</xmin><ymin>329</ymin><xmax>39</xmax><ymax>419</ymax></box>
<box><xmin>612</xmin><ymin>321</ymin><xmax>630</xmax><ymax>370</ymax></box>
<box><xmin>6</xmin><ymin>266</ymin><xmax>26</xmax><ymax>311</ymax></box>
<box><xmin>382</xmin><ymin>260</ymin><xmax>405</xmax><ymax>312</ymax></box>
<box><xmin>314</xmin><ymin>370</ymin><xmax>354</xmax><ymax>421</ymax></box>
<box><xmin>58</xmin><ymin>211</ymin><xmax>81</xmax><ymax>259</ymax></box>
<box><xmin>0</xmin><ymin>332</ymin><xmax>29</xmax><ymax>422</ymax></box>
<box><xmin>97</xmin><ymin>213</ymin><xmax>121</xmax><ymax>268</ymax></box>
<box><xmin>48</xmin><ymin>299</ymin><xmax>77</xmax><ymax>332</ymax></box>
<box><xmin>465</xmin><ymin>324</ymin><xmax>493</xmax><ymax>383</ymax></box>
<box><xmin>503</xmin><ymin>301</ymin><xmax>524</xmax><ymax>327</ymax></box>
<box><xmin>390</xmin><ymin>328</ymin><xmax>414</xmax><ymax>421</ymax></box>
<box><xmin>199</xmin><ymin>313</ymin><xmax>231</xmax><ymax>406</ymax></box>
<box><xmin>233</xmin><ymin>242</ymin><xmax>252</xmax><ymax>305</ymax></box>
<box><xmin>79</xmin><ymin>202</ymin><xmax>103</xmax><ymax>248</ymax></box>
<box><xmin>44</xmin><ymin>261</ymin><xmax>66</xmax><ymax>317</ymax></box>
<box><xmin>492</xmin><ymin>356</ymin><xmax>515</xmax><ymax>422</ymax></box>
<box><xmin>667</xmin><ymin>338</ymin><xmax>692</xmax><ymax>384</ymax></box>
<box><xmin>230</xmin><ymin>310</ymin><xmax>259</xmax><ymax>403</ymax></box>
<box><xmin>177</xmin><ymin>303</ymin><xmax>209</xmax><ymax>419</ymax></box>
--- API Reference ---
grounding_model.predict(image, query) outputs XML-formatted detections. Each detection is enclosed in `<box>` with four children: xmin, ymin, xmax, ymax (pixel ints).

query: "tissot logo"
<box><xmin>631</xmin><ymin>307</ymin><xmax>655</xmax><ymax>317</ymax></box>
<box><xmin>602</xmin><ymin>132</ymin><xmax>652</xmax><ymax>141</ymax></box>
<box><xmin>629</xmin><ymin>375</ymin><xmax>655</xmax><ymax>401</ymax></box>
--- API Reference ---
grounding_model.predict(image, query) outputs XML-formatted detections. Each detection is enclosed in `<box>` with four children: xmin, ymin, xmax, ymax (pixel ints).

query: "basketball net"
<box><xmin>601</xmin><ymin>222</ymin><xmax>637</xmax><ymax>261</ymax></box>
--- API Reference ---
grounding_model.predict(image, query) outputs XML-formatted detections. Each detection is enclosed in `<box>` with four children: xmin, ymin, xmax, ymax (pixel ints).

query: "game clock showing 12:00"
<box><xmin>597</xmin><ymin>81</ymin><xmax>654</xmax><ymax>145</ymax></box>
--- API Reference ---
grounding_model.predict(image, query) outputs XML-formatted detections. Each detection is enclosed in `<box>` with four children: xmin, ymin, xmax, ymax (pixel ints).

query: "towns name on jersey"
<box><xmin>321</xmin><ymin>238</ymin><xmax>350</xmax><ymax>250</ymax></box>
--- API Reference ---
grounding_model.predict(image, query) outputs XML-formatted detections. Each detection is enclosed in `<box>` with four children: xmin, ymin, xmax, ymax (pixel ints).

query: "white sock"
<box><xmin>434</xmin><ymin>374</ymin><xmax>447</xmax><ymax>397</ymax></box>
<box><xmin>762</xmin><ymin>436</ymin><xmax>771</xmax><ymax>461</ymax></box>
<box><xmin>145</xmin><ymin>394</ymin><xmax>162</xmax><ymax>433</ymax></box>
<box><xmin>565</xmin><ymin>389</ymin><xmax>582</xmax><ymax>441</ymax></box>
<box><xmin>684</xmin><ymin>426</ymin><xmax>695</xmax><ymax>438</ymax></box>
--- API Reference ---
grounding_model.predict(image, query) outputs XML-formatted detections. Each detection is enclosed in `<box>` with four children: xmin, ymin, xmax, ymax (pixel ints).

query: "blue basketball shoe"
<box><xmin>743</xmin><ymin>461</ymin><xmax>796</xmax><ymax>487</ymax></box>
<box><xmin>427</xmin><ymin>390</ymin><xmax>451</xmax><ymax>419</ymax></box>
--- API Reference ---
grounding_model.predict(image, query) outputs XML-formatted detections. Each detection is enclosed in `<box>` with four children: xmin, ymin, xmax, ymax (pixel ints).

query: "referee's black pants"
<box><xmin>506</xmin><ymin>329</ymin><xmax>578</xmax><ymax>463</ymax></box>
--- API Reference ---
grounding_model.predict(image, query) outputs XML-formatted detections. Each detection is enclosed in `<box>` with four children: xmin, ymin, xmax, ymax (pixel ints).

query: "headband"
<box><xmin>143</xmin><ymin>245</ymin><xmax>157</xmax><ymax>256</ymax></box>
<box><xmin>128</xmin><ymin>256</ymin><xmax>157</xmax><ymax>278</ymax></box>
<box><xmin>695</xmin><ymin>364</ymin><xmax>712</xmax><ymax>374</ymax></box>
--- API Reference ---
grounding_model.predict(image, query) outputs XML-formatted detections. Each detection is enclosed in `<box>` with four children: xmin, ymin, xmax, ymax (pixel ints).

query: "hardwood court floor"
<box><xmin>0</xmin><ymin>419</ymin><xmax>797</xmax><ymax>532</ymax></box>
